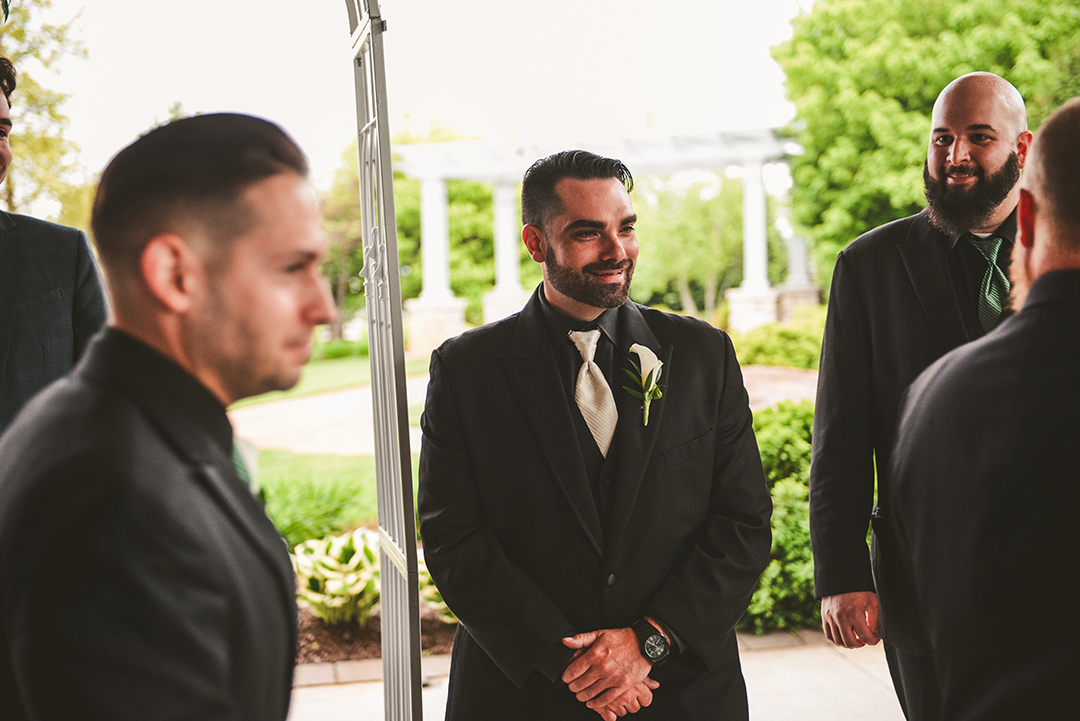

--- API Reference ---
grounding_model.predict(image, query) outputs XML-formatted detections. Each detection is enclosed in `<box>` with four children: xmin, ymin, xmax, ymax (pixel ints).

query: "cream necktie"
<box><xmin>568</xmin><ymin>330</ymin><xmax>618</xmax><ymax>457</ymax></box>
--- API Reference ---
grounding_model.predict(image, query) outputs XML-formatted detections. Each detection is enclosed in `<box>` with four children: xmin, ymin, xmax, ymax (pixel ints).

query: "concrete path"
<box><xmin>231</xmin><ymin>366</ymin><xmax>817</xmax><ymax>456</ymax></box>
<box><xmin>288</xmin><ymin>630</ymin><xmax>903</xmax><ymax>721</ymax></box>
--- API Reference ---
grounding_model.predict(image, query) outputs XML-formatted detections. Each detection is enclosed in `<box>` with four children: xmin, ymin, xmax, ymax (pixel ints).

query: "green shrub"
<box><xmin>313</xmin><ymin>338</ymin><xmax>368</xmax><ymax>360</ymax></box>
<box><xmin>418</xmin><ymin>551</ymin><xmax>458</xmax><ymax>624</ymax></box>
<box><xmin>291</xmin><ymin>529</ymin><xmax>458</xmax><ymax>627</ymax></box>
<box><xmin>753</xmin><ymin>401</ymin><xmax>814</xmax><ymax>488</ymax></box>
<box><xmin>293</xmin><ymin>528</ymin><xmax>381</xmax><ymax>626</ymax></box>
<box><xmin>731</xmin><ymin>305</ymin><xmax>826</xmax><ymax>369</ymax></box>
<box><xmin>739</xmin><ymin>399</ymin><xmax>820</xmax><ymax>634</ymax></box>
<box><xmin>260</xmin><ymin>451</ymin><xmax>377</xmax><ymax>548</ymax></box>
<box><xmin>739</xmin><ymin>478</ymin><xmax>820</xmax><ymax>633</ymax></box>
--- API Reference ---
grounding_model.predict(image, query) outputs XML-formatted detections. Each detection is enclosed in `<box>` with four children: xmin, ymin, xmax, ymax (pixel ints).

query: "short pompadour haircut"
<box><xmin>91</xmin><ymin>113</ymin><xmax>308</xmax><ymax>269</ymax></box>
<box><xmin>520</xmin><ymin>150</ymin><xmax>633</xmax><ymax>232</ymax></box>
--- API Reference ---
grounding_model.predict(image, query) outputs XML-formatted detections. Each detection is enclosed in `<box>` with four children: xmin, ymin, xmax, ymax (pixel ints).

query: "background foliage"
<box><xmin>731</xmin><ymin>305</ymin><xmax>826</xmax><ymax>370</ymax></box>
<box><xmin>0</xmin><ymin>0</ymin><xmax>86</xmax><ymax>217</ymax></box>
<box><xmin>739</xmin><ymin>400</ymin><xmax>818</xmax><ymax>633</ymax></box>
<box><xmin>774</xmin><ymin>0</ymin><xmax>1080</xmax><ymax>292</ymax></box>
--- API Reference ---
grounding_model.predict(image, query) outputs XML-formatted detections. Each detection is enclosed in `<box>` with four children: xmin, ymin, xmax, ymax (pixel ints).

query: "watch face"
<box><xmin>643</xmin><ymin>634</ymin><xmax>667</xmax><ymax>659</ymax></box>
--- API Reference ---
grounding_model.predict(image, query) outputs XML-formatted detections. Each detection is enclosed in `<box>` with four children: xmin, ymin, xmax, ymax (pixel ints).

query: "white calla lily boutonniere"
<box><xmin>622</xmin><ymin>344</ymin><xmax>663</xmax><ymax>426</ymax></box>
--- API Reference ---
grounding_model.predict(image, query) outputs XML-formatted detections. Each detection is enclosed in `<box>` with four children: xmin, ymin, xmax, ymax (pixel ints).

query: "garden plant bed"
<box><xmin>296</xmin><ymin>606</ymin><xmax>457</xmax><ymax>665</ymax></box>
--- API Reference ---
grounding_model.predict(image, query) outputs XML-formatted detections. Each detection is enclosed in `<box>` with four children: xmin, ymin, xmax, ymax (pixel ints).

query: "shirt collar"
<box><xmin>537</xmin><ymin>282</ymin><xmax>620</xmax><ymax>350</ymax></box>
<box><xmin>947</xmin><ymin>205</ymin><xmax>1018</xmax><ymax>251</ymax></box>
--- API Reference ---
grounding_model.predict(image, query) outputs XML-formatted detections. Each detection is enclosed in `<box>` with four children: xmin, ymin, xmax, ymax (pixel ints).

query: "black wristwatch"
<box><xmin>631</xmin><ymin>618</ymin><xmax>670</xmax><ymax>665</ymax></box>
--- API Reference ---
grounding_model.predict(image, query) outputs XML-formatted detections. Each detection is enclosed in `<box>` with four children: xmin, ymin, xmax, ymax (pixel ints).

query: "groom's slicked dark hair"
<box><xmin>521</xmin><ymin>150</ymin><xmax>633</xmax><ymax>233</ymax></box>
<box><xmin>91</xmin><ymin>113</ymin><xmax>308</xmax><ymax>270</ymax></box>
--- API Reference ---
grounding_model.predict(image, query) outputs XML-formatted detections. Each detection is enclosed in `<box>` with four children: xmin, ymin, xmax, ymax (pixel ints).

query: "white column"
<box><xmin>785</xmin><ymin>235</ymin><xmax>811</xmax><ymax>286</ymax></box>
<box><xmin>483</xmin><ymin>179</ymin><xmax>532</xmax><ymax>324</ymax></box>
<box><xmin>725</xmin><ymin>159</ymin><xmax>779</xmax><ymax>332</ymax></box>
<box><xmin>493</xmin><ymin>181</ymin><xmax>521</xmax><ymax>292</ymax></box>
<box><xmin>419</xmin><ymin>177</ymin><xmax>451</xmax><ymax>301</ymax></box>
<box><xmin>406</xmin><ymin>175</ymin><xmax>466</xmax><ymax>356</ymax></box>
<box><xmin>741</xmin><ymin>160</ymin><xmax>769</xmax><ymax>293</ymax></box>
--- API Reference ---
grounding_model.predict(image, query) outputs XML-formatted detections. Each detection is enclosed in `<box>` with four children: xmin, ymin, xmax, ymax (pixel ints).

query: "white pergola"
<box><xmin>394</xmin><ymin>130</ymin><xmax>817</xmax><ymax>355</ymax></box>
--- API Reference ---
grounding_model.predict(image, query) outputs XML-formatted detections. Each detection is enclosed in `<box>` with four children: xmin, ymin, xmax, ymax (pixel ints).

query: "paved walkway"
<box><xmin>288</xmin><ymin>630</ymin><xmax>903</xmax><ymax>721</ymax></box>
<box><xmin>231</xmin><ymin>366</ymin><xmax>817</xmax><ymax>456</ymax></box>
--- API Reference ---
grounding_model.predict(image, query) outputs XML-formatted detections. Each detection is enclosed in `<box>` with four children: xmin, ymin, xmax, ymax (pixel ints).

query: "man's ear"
<box><xmin>522</xmin><ymin>224</ymin><xmax>547</xmax><ymax>264</ymax></box>
<box><xmin>1016</xmin><ymin>130</ymin><xmax>1034</xmax><ymax>168</ymax></box>
<box><xmin>1018</xmin><ymin>187</ymin><xmax>1035</xmax><ymax>249</ymax></box>
<box><xmin>139</xmin><ymin>234</ymin><xmax>202</xmax><ymax>313</ymax></box>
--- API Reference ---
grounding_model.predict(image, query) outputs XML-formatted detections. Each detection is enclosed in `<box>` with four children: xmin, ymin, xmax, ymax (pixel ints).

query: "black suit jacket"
<box><xmin>418</xmin><ymin>288</ymin><xmax>772</xmax><ymax>720</ymax></box>
<box><xmin>0</xmin><ymin>211</ymin><xmax>107</xmax><ymax>436</ymax></box>
<box><xmin>0</xmin><ymin>329</ymin><xmax>297</xmax><ymax>720</ymax></box>
<box><xmin>810</xmin><ymin>209</ymin><xmax>994</xmax><ymax>654</ymax></box>
<box><xmin>891</xmin><ymin>269</ymin><xmax>1080</xmax><ymax>720</ymax></box>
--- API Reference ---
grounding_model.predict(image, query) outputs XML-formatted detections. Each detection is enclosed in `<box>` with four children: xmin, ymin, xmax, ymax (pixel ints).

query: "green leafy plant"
<box><xmin>418</xmin><ymin>552</ymin><xmax>458</xmax><ymax>625</ymax></box>
<box><xmin>293</xmin><ymin>528</ymin><xmax>381</xmax><ymax>626</ymax></box>
<box><xmin>739</xmin><ymin>399</ymin><xmax>819</xmax><ymax>633</ymax></box>
<box><xmin>753</xmin><ymin>401</ymin><xmax>814</xmax><ymax>488</ymax></box>
<box><xmin>740</xmin><ymin>478</ymin><xmax>819</xmax><ymax>633</ymax></box>
<box><xmin>731</xmin><ymin>305</ymin><xmax>826</xmax><ymax>370</ymax></box>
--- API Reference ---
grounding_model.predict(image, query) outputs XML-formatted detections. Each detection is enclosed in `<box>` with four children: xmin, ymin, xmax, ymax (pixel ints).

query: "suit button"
<box><xmin>607</xmin><ymin>574</ymin><xmax>616</xmax><ymax>587</ymax></box>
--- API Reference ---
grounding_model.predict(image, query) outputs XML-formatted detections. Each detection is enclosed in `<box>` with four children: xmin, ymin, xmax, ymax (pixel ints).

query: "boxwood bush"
<box><xmin>739</xmin><ymin>399</ymin><xmax>820</xmax><ymax>634</ymax></box>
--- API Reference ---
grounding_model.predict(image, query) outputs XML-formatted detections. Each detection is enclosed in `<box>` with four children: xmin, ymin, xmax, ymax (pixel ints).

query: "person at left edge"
<box><xmin>0</xmin><ymin>56</ymin><xmax>107</xmax><ymax>436</ymax></box>
<box><xmin>0</xmin><ymin>113</ymin><xmax>335</xmax><ymax>719</ymax></box>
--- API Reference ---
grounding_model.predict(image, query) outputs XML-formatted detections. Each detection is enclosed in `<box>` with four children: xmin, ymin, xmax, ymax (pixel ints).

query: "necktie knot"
<box><xmin>969</xmin><ymin>234</ymin><xmax>1003</xmax><ymax>264</ymax></box>
<box><xmin>569</xmin><ymin>329</ymin><xmax>601</xmax><ymax>362</ymax></box>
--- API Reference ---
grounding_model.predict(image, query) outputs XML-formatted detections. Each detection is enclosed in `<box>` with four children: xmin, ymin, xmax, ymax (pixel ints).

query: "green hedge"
<box><xmin>739</xmin><ymin>400</ymin><xmax>820</xmax><ymax>634</ymax></box>
<box><xmin>731</xmin><ymin>305</ymin><xmax>826</xmax><ymax>370</ymax></box>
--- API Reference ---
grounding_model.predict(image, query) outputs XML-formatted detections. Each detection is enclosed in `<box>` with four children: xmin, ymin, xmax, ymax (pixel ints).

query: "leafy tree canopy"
<box><xmin>773</xmin><ymin>0</ymin><xmax>1080</xmax><ymax>291</ymax></box>
<box><xmin>1</xmin><ymin>0</ymin><xmax>86</xmax><ymax>216</ymax></box>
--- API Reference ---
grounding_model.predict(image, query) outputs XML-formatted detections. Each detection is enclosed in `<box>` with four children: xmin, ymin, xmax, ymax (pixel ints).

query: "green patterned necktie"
<box><xmin>968</xmin><ymin>234</ymin><xmax>1010</xmax><ymax>333</ymax></box>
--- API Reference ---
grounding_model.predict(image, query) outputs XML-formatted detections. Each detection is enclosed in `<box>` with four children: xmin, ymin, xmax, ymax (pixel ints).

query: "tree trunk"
<box><xmin>676</xmin><ymin>276</ymin><xmax>700</xmax><ymax>318</ymax></box>
<box><xmin>704</xmin><ymin>270</ymin><xmax>718</xmax><ymax>320</ymax></box>
<box><xmin>329</xmin><ymin>269</ymin><xmax>347</xmax><ymax>340</ymax></box>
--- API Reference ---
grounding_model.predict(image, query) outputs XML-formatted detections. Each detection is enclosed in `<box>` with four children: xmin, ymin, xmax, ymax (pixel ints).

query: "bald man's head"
<box><xmin>932</xmin><ymin>72</ymin><xmax>1028</xmax><ymax>137</ymax></box>
<box><xmin>1022</xmin><ymin>98</ymin><xmax>1080</xmax><ymax>242</ymax></box>
<box><xmin>924</xmin><ymin>72</ymin><xmax>1032</xmax><ymax>235</ymax></box>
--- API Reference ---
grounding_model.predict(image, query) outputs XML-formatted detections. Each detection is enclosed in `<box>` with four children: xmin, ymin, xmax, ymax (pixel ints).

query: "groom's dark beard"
<box><xmin>923</xmin><ymin>152</ymin><xmax>1021</xmax><ymax>236</ymax></box>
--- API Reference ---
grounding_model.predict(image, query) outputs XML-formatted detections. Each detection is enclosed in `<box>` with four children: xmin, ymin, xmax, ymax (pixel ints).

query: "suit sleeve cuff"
<box><xmin>534</xmin><ymin>638</ymin><xmax>577</xmax><ymax>683</ymax></box>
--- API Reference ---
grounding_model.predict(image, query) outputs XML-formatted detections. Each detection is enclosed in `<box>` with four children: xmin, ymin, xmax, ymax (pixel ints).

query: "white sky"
<box><xmin>31</xmin><ymin>0</ymin><xmax>807</xmax><ymax>190</ymax></box>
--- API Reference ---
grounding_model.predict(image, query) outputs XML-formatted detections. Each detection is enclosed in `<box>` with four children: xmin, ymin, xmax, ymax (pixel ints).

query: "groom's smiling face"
<box><xmin>530</xmin><ymin>176</ymin><xmax>639</xmax><ymax>320</ymax></box>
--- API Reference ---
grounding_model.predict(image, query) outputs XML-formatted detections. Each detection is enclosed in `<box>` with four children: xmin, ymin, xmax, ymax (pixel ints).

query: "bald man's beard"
<box><xmin>924</xmin><ymin>152</ymin><xmax>1021</xmax><ymax>236</ymax></box>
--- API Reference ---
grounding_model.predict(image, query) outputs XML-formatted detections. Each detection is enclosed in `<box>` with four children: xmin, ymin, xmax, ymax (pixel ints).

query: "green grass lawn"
<box><xmin>259</xmin><ymin>449</ymin><xmax>420</xmax><ymax>550</ymax></box>
<box><xmin>230</xmin><ymin>356</ymin><xmax>430</xmax><ymax>410</ymax></box>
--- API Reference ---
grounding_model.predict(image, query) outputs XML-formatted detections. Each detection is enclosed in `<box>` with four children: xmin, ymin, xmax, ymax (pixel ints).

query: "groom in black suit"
<box><xmin>0</xmin><ymin>56</ymin><xmax>106</xmax><ymax>435</ymax></box>
<box><xmin>0</xmin><ymin>114</ymin><xmax>335</xmax><ymax>719</ymax></box>
<box><xmin>419</xmin><ymin>150</ymin><xmax>772</xmax><ymax>720</ymax></box>
<box><xmin>892</xmin><ymin>97</ymin><xmax>1080</xmax><ymax>720</ymax></box>
<box><xmin>810</xmin><ymin>72</ymin><xmax>1033</xmax><ymax>719</ymax></box>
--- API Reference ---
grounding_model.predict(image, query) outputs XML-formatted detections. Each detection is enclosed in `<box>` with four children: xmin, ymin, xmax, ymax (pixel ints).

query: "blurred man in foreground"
<box><xmin>892</xmin><ymin>97</ymin><xmax>1080</xmax><ymax>720</ymax></box>
<box><xmin>0</xmin><ymin>113</ymin><xmax>334</xmax><ymax>719</ymax></box>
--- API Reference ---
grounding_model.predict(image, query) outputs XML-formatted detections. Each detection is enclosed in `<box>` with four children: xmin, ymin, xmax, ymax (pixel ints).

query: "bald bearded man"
<box><xmin>892</xmin><ymin>97</ymin><xmax>1080</xmax><ymax>720</ymax></box>
<box><xmin>809</xmin><ymin>72</ymin><xmax>1033</xmax><ymax>719</ymax></box>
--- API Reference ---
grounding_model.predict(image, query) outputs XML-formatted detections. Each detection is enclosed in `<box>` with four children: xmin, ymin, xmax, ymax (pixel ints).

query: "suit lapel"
<box><xmin>504</xmin><ymin>293</ymin><xmax>605</xmax><ymax>555</ymax></box>
<box><xmin>898</xmin><ymin>213</ymin><xmax>971</xmax><ymax>350</ymax></box>
<box><xmin>604</xmin><ymin>304</ymin><xmax>670</xmax><ymax>555</ymax></box>
<box><xmin>0</xmin><ymin>213</ymin><xmax>20</xmax><ymax>395</ymax></box>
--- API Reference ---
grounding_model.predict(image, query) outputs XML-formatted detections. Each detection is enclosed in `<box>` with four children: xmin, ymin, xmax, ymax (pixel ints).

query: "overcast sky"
<box><xmin>33</xmin><ymin>0</ymin><xmax>807</xmax><ymax>189</ymax></box>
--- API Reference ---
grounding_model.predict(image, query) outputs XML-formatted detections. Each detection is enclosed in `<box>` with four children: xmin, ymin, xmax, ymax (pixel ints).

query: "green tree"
<box><xmin>633</xmin><ymin>173</ymin><xmax>787</xmax><ymax>323</ymax></box>
<box><xmin>0</xmin><ymin>0</ymin><xmax>86</xmax><ymax>214</ymax></box>
<box><xmin>773</xmin><ymin>0</ymin><xmax>1080</xmax><ymax>292</ymax></box>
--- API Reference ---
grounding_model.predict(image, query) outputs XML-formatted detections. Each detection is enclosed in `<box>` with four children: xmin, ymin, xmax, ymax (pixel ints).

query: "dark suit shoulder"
<box><xmin>2</xmin><ymin>212</ymin><xmax>86</xmax><ymax>244</ymax></box>
<box><xmin>839</xmin><ymin>211</ymin><xmax>933</xmax><ymax>263</ymax></box>
<box><xmin>431</xmin><ymin>312</ymin><xmax>521</xmax><ymax>363</ymax></box>
<box><xmin>636</xmin><ymin>303</ymin><xmax>731</xmax><ymax>347</ymax></box>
